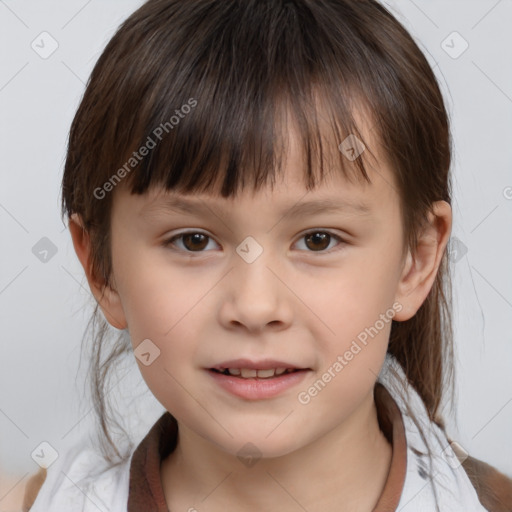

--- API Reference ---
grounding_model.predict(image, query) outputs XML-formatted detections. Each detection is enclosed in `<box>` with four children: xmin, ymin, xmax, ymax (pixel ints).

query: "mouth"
<box><xmin>206</xmin><ymin>365</ymin><xmax>311</xmax><ymax>400</ymax></box>
<box><xmin>208</xmin><ymin>358</ymin><xmax>311</xmax><ymax>380</ymax></box>
<box><xmin>209</xmin><ymin>367</ymin><xmax>306</xmax><ymax>379</ymax></box>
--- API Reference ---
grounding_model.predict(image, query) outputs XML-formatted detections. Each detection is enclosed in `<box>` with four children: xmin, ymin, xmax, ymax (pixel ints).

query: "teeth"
<box><xmin>240</xmin><ymin>368</ymin><xmax>257</xmax><ymax>378</ymax></box>
<box><xmin>223</xmin><ymin>367</ymin><xmax>295</xmax><ymax>379</ymax></box>
<box><xmin>255</xmin><ymin>369</ymin><xmax>275</xmax><ymax>378</ymax></box>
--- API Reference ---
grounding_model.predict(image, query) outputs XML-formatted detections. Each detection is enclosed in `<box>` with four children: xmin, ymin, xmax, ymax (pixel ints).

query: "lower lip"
<box><xmin>207</xmin><ymin>369</ymin><xmax>310</xmax><ymax>400</ymax></box>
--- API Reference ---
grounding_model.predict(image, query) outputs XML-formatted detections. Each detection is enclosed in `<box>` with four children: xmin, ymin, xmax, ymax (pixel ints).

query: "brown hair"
<box><xmin>62</xmin><ymin>0</ymin><xmax>458</xmax><ymax>506</ymax></box>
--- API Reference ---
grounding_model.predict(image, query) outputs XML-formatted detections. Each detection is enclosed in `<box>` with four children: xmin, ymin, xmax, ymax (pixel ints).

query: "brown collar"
<box><xmin>127</xmin><ymin>383</ymin><xmax>407</xmax><ymax>512</ymax></box>
<box><xmin>372</xmin><ymin>382</ymin><xmax>408</xmax><ymax>511</ymax></box>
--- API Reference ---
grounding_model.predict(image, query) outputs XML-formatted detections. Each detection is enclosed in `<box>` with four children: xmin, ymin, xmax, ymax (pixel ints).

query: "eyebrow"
<box><xmin>141</xmin><ymin>196</ymin><xmax>372</xmax><ymax>219</ymax></box>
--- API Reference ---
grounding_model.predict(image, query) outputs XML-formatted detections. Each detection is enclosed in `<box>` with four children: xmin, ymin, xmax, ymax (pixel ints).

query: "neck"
<box><xmin>161</xmin><ymin>389</ymin><xmax>393</xmax><ymax>512</ymax></box>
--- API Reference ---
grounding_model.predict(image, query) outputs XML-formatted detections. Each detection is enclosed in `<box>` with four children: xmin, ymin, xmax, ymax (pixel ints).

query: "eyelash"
<box><xmin>161</xmin><ymin>230</ymin><xmax>346</xmax><ymax>255</ymax></box>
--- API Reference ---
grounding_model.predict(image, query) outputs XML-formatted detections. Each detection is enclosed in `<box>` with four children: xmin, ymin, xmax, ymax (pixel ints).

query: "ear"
<box><xmin>393</xmin><ymin>200</ymin><xmax>452</xmax><ymax>321</ymax></box>
<box><xmin>68</xmin><ymin>213</ymin><xmax>128</xmax><ymax>330</ymax></box>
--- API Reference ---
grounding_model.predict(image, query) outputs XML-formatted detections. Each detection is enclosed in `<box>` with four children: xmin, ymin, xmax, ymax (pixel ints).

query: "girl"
<box><xmin>23</xmin><ymin>0</ymin><xmax>512</xmax><ymax>510</ymax></box>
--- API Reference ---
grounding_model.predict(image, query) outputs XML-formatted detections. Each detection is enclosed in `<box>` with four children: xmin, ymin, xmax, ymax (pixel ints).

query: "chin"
<box><xmin>220</xmin><ymin>433</ymin><xmax>304</xmax><ymax>461</ymax></box>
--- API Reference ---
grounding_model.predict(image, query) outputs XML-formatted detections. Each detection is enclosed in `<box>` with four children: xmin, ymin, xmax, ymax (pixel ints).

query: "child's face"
<box><xmin>104</xmin><ymin>124</ymin><xmax>415</xmax><ymax>459</ymax></box>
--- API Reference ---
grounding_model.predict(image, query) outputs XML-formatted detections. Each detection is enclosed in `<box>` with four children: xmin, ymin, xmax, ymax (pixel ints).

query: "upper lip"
<box><xmin>210</xmin><ymin>359</ymin><xmax>310</xmax><ymax>370</ymax></box>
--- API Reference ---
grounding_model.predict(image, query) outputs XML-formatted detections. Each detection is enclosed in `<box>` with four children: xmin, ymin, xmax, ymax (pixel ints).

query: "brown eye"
<box><xmin>181</xmin><ymin>233</ymin><xmax>209</xmax><ymax>251</ymax></box>
<box><xmin>163</xmin><ymin>232</ymin><xmax>217</xmax><ymax>252</ymax></box>
<box><xmin>163</xmin><ymin>230</ymin><xmax>344</xmax><ymax>255</ymax></box>
<box><xmin>304</xmin><ymin>232</ymin><xmax>331</xmax><ymax>251</ymax></box>
<box><xmin>296</xmin><ymin>231</ymin><xmax>343</xmax><ymax>253</ymax></box>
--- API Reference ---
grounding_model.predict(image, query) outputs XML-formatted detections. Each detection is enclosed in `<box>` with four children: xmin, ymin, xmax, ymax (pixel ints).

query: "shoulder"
<box><xmin>459</xmin><ymin>450</ymin><xmax>512</xmax><ymax>512</ymax></box>
<box><xmin>22</xmin><ymin>467</ymin><xmax>47</xmax><ymax>512</ymax></box>
<box><xmin>22</xmin><ymin>439</ymin><xmax>133</xmax><ymax>512</ymax></box>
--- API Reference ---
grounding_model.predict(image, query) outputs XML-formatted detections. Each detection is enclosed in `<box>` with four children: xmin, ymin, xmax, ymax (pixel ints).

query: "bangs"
<box><xmin>124</xmin><ymin>85</ymin><xmax>375</xmax><ymax>199</ymax></box>
<box><xmin>90</xmin><ymin>0</ymin><xmax>385</xmax><ymax>201</ymax></box>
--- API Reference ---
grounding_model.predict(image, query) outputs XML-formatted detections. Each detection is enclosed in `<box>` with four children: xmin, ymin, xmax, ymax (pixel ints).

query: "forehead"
<box><xmin>127</xmin><ymin>165</ymin><xmax>397</xmax><ymax>230</ymax></box>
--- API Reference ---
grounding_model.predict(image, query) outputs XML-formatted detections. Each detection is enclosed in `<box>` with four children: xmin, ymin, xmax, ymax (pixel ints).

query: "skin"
<box><xmin>70</xmin><ymin>115</ymin><xmax>452</xmax><ymax>512</ymax></box>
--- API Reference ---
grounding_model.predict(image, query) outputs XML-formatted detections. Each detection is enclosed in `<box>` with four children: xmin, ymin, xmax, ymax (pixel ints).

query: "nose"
<box><xmin>217</xmin><ymin>251</ymin><xmax>293</xmax><ymax>334</ymax></box>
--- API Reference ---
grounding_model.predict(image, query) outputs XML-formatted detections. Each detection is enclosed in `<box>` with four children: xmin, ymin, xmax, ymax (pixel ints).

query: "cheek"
<box><xmin>306</xmin><ymin>254</ymin><xmax>398</xmax><ymax>340</ymax></box>
<box><xmin>120</xmin><ymin>268</ymin><xmax>202</xmax><ymax>412</ymax></box>
<box><xmin>113</xmin><ymin>260</ymin><xmax>203</xmax><ymax>401</ymax></box>
<box><xmin>114</xmin><ymin>251</ymin><xmax>201</xmax><ymax>339</ymax></box>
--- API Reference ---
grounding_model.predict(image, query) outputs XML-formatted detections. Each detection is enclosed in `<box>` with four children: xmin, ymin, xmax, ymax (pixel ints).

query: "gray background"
<box><xmin>1</xmin><ymin>0</ymin><xmax>511</xmax><ymax>505</ymax></box>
